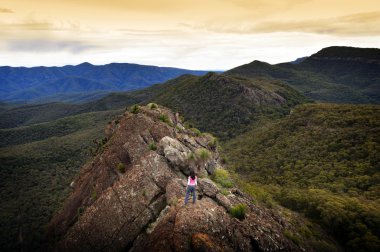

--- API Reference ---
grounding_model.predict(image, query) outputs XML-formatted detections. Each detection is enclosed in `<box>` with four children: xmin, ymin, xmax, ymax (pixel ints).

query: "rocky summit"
<box><xmin>48</xmin><ymin>104</ymin><xmax>300</xmax><ymax>251</ymax></box>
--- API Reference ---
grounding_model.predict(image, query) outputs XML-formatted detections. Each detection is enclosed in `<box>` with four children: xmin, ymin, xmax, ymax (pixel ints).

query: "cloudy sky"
<box><xmin>0</xmin><ymin>0</ymin><xmax>379</xmax><ymax>70</ymax></box>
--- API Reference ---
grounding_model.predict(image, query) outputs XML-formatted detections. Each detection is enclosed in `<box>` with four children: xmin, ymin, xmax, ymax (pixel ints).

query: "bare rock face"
<box><xmin>48</xmin><ymin>105</ymin><xmax>302</xmax><ymax>252</ymax></box>
<box><xmin>159</xmin><ymin>136</ymin><xmax>191</xmax><ymax>172</ymax></box>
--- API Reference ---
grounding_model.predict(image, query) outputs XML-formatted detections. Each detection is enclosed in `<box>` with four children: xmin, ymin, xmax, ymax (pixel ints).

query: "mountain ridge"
<box><xmin>227</xmin><ymin>46</ymin><xmax>380</xmax><ymax>104</ymax></box>
<box><xmin>47</xmin><ymin>104</ymin><xmax>328</xmax><ymax>251</ymax></box>
<box><xmin>0</xmin><ymin>62</ymin><xmax>209</xmax><ymax>103</ymax></box>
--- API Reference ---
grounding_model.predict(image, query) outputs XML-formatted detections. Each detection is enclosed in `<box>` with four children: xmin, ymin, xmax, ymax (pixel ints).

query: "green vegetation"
<box><xmin>196</xmin><ymin>148</ymin><xmax>210</xmax><ymax>160</ymax></box>
<box><xmin>147</xmin><ymin>102</ymin><xmax>158</xmax><ymax>109</ymax></box>
<box><xmin>168</xmin><ymin>196</ymin><xmax>178</xmax><ymax>206</ymax></box>
<box><xmin>226</xmin><ymin>47</ymin><xmax>380</xmax><ymax>104</ymax></box>
<box><xmin>187</xmin><ymin>152</ymin><xmax>196</xmax><ymax>161</ymax></box>
<box><xmin>158</xmin><ymin>113</ymin><xmax>168</xmax><ymax>122</ymax></box>
<box><xmin>91</xmin><ymin>189</ymin><xmax>97</xmax><ymax>201</ymax></box>
<box><xmin>148</xmin><ymin>142</ymin><xmax>157</xmax><ymax>151</ymax></box>
<box><xmin>211</xmin><ymin>169</ymin><xmax>234</xmax><ymax>188</ymax></box>
<box><xmin>129</xmin><ymin>104</ymin><xmax>140</xmax><ymax>114</ymax></box>
<box><xmin>0</xmin><ymin>109</ymin><xmax>122</xmax><ymax>251</ymax></box>
<box><xmin>190</xmin><ymin>127</ymin><xmax>202</xmax><ymax>136</ymax></box>
<box><xmin>158</xmin><ymin>113</ymin><xmax>171</xmax><ymax>124</ymax></box>
<box><xmin>152</xmin><ymin>73</ymin><xmax>308</xmax><ymax>140</ymax></box>
<box><xmin>230</xmin><ymin>203</ymin><xmax>248</xmax><ymax>220</ymax></box>
<box><xmin>116</xmin><ymin>163</ymin><xmax>125</xmax><ymax>173</ymax></box>
<box><xmin>234</xmin><ymin>179</ymin><xmax>275</xmax><ymax>207</ymax></box>
<box><xmin>284</xmin><ymin>230</ymin><xmax>301</xmax><ymax>246</ymax></box>
<box><xmin>206</xmin><ymin>134</ymin><xmax>218</xmax><ymax>149</ymax></box>
<box><xmin>117</xmin><ymin>163</ymin><xmax>126</xmax><ymax>173</ymax></box>
<box><xmin>223</xmin><ymin>103</ymin><xmax>380</xmax><ymax>251</ymax></box>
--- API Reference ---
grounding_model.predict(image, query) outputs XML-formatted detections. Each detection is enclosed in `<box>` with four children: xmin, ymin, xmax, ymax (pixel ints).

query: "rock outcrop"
<box><xmin>48</xmin><ymin>105</ymin><xmax>301</xmax><ymax>251</ymax></box>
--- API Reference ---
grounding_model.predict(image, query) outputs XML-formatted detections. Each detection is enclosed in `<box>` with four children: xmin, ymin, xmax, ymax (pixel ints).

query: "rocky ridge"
<box><xmin>48</xmin><ymin>104</ymin><xmax>302</xmax><ymax>251</ymax></box>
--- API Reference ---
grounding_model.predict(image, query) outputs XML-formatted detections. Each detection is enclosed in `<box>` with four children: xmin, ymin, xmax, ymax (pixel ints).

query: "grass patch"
<box><xmin>230</xmin><ymin>203</ymin><xmax>247</xmax><ymax>220</ymax></box>
<box><xmin>91</xmin><ymin>189</ymin><xmax>97</xmax><ymax>201</ymax></box>
<box><xmin>211</xmin><ymin>169</ymin><xmax>234</xmax><ymax>188</ymax></box>
<box><xmin>148</xmin><ymin>142</ymin><xmax>157</xmax><ymax>151</ymax></box>
<box><xmin>284</xmin><ymin>230</ymin><xmax>301</xmax><ymax>246</ymax></box>
<box><xmin>117</xmin><ymin>163</ymin><xmax>126</xmax><ymax>173</ymax></box>
<box><xmin>196</xmin><ymin>148</ymin><xmax>210</xmax><ymax>160</ymax></box>
<box><xmin>187</xmin><ymin>152</ymin><xmax>196</xmax><ymax>161</ymax></box>
<box><xmin>129</xmin><ymin>104</ymin><xmax>140</xmax><ymax>114</ymax></box>
<box><xmin>190</xmin><ymin>127</ymin><xmax>201</xmax><ymax>136</ymax></box>
<box><xmin>147</xmin><ymin>103</ymin><xmax>158</xmax><ymax>109</ymax></box>
<box><xmin>235</xmin><ymin>180</ymin><xmax>275</xmax><ymax>207</ymax></box>
<box><xmin>159</xmin><ymin>113</ymin><xmax>172</xmax><ymax>126</ymax></box>
<box><xmin>221</xmin><ymin>188</ymin><xmax>230</xmax><ymax>196</ymax></box>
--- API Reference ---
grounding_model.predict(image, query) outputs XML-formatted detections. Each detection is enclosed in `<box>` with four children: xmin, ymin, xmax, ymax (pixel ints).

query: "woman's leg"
<box><xmin>192</xmin><ymin>187</ymin><xmax>196</xmax><ymax>203</ymax></box>
<box><xmin>185</xmin><ymin>186</ymin><xmax>191</xmax><ymax>204</ymax></box>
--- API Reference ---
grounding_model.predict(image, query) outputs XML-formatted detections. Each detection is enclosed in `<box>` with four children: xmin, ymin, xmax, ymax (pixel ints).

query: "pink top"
<box><xmin>187</xmin><ymin>176</ymin><xmax>197</xmax><ymax>186</ymax></box>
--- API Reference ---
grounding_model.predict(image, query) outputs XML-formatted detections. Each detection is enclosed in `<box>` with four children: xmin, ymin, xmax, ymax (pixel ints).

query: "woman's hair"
<box><xmin>190</xmin><ymin>170</ymin><xmax>195</xmax><ymax>180</ymax></box>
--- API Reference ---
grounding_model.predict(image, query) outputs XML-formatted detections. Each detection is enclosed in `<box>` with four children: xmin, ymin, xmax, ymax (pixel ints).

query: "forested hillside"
<box><xmin>0</xmin><ymin>109</ymin><xmax>122</xmax><ymax>250</ymax></box>
<box><xmin>223</xmin><ymin>103</ymin><xmax>380</xmax><ymax>251</ymax></box>
<box><xmin>151</xmin><ymin>72</ymin><xmax>308</xmax><ymax>139</ymax></box>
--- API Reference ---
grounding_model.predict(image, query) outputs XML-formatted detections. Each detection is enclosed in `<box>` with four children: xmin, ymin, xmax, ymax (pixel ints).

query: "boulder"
<box><xmin>206</xmin><ymin>160</ymin><xmax>217</xmax><ymax>175</ymax></box>
<box><xmin>199</xmin><ymin>178</ymin><xmax>219</xmax><ymax>198</ymax></box>
<box><xmin>159</xmin><ymin>136</ymin><xmax>191</xmax><ymax>171</ymax></box>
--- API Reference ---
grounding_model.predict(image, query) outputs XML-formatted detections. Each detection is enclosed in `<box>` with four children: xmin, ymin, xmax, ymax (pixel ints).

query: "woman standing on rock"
<box><xmin>185</xmin><ymin>170</ymin><xmax>197</xmax><ymax>205</ymax></box>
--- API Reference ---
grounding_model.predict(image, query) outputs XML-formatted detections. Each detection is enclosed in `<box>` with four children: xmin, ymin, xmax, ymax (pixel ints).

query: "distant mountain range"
<box><xmin>2</xmin><ymin>46</ymin><xmax>379</xmax><ymax>105</ymax></box>
<box><xmin>0</xmin><ymin>62</ymin><xmax>208</xmax><ymax>103</ymax></box>
<box><xmin>227</xmin><ymin>46</ymin><xmax>380</xmax><ymax>104</ymax></box>
<box><xmin>1</xmin><ymin>46</ymin><xmax>380</xmax><ymax>251</ymax></box>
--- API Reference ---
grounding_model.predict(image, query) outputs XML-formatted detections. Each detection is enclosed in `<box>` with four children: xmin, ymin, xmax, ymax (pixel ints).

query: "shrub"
<box><xmin>190</xmin><ymin>127</ymin><xmax>201</xmax><ymax>136</ymax></box>
<box><xmin>211</xmin><ymin>169</ymin><xmax>234</xmax><ymax>188</ymax></box>
<box><xmin>184</xmin><ymin>122</ymin><xmax>192</xmax><ymax>129</ymax></box>
<box><xmin>221</xmin><ymin>188</ymin><xmax>230</xmax><ymax>196</ymax></box>
<box><xmin>221</xmin><ymin>156</ymin><xmax>228</xmax><ymax>164</ymax></box>
<box><xmin>117</xmin><ymin>163</ymin><xmax>126</xmax><ymax>173</ymax></box>
<box><xmin>148</xmin><ymin>103</ymin><xmax>158</xmax><ymax>109</ymax></box>
<box><xmin>149</xmin><ymin>142</ymin><xmax>157</xmax><ymax>151</ymax></box>
<box><xmin>175</xmin><ymin>125</ymin><xmax>182</xmax><ymax>131</ymax></box>
<box><xmin>310</xmin><ymin>240</ymin><xmax>337</xmax><ymax>252</ymax></box>
<box><xmin>197</xmin><ymin>148</ymin><xmax>210</xmax><ymax>160</ymax></box>
<box><xmin>207</xmin><ymin>136</ymin><xmax>218</xmax><ymax>149</ymax></box>
<box><xmin>159</xmin><ymin>114</ymin><xmax>172</xmax><ymax>125</ymax></box>
<box><xmin>230</xmin><ymin>204</ymin><xmax>247</xmax><ymax>220</ymax></box>
<box><xmin>129</xmin><ymin>105</ymin><xmax>140</xmax><ymax>114</ymax></box>
<box><xmin>91</xmin><ymin>190</ymin><xmax>97</xmax><ymax>201</ymax></box>
<box><xmin>236</xmin><ymin>180</ymin><xmax>275</xmax><ymax>207</ymax></box>
<box><xmin>169</xmin><ymin>196</ymin><xmax>178</xmax><ymax>206</ymax></box>
<box><xmin>284</xmin><ymin>230</ymin><xmax>301</xmax><ymax>246</ymax></box>
<box><xmin>187</xmin><ymin>152</ymin><xmax>196</xmax><ymax>161</ymax></box>
<box><xmin>77</xmin><ymin>206</ymin><xmax>85</xmax><ymax>217</ymax></box>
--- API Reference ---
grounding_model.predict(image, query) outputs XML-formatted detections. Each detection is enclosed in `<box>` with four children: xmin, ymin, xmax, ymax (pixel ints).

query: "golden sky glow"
<box><xmin>0</xmin><ymin>0</ymin><xmax>379</xmax><ymax>69</ymax></box>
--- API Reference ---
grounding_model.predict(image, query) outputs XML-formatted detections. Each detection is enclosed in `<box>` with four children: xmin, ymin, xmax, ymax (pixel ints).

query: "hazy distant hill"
<box><xmin>0</xmin><ymin>88</ymin><xmax>156</xmax><ymax>128</ymax></box>
<box><xmin>227</xmin><ymin>46</ymin><xmax>380</xmax><ymax>103</ymax></box>
<box><xmin>0</xmin><ymin>62</ymin><xmax>208</xmax><ymax>103</ymax></box>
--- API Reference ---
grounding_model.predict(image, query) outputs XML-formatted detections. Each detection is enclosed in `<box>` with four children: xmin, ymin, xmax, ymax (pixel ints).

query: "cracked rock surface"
<box><xmin>48</xmin><ymin>105</ymin><xmax>301</xmax><ymax>251</ymax></box>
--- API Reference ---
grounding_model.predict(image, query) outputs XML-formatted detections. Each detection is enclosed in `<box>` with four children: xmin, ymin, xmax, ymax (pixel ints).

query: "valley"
<box><xmin>0</xmin><ymin>46</ymin><xmax>379</xmax><ymax>251</ymax></box>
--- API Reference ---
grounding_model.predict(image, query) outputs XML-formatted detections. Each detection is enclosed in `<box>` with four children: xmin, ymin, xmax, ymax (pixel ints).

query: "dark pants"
<box><xmin>185</xmin><ymin>185</ymin><xmax>196</xmax><ymax>204</ymax></box>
